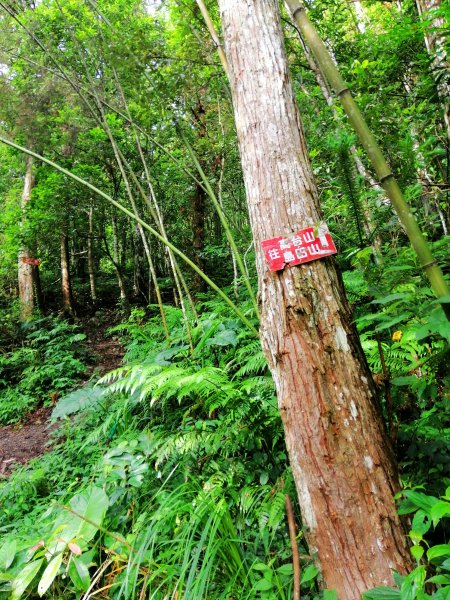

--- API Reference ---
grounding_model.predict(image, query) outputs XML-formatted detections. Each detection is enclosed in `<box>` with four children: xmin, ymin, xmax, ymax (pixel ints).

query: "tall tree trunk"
<box><xmin>416</xmin><ymin>0</ymin><xmax>450</xmax><ymax>142</ymax></box>
<box><xmin>60</xmin><ymin>225</ymin><xmax>74</xmax><ymax>315</ymax></box>
<box><xmin>18</xmin><ymin>156</ymin><xmax>36</xmax><ymax>320</ymax></box>
<box><xmin>350</xmin><ymin>0</ymin><xmax>367</xmax><ymax>33</ymax></box>
<box><xmin>219</xmin><ymin>1</ymin><xmax>412</xmax><ymax>596</ymax></box>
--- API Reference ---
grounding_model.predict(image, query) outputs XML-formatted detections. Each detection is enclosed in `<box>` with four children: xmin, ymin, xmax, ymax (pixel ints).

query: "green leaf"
<box><xmin>38</xmin><ymin>553</ymin><xmax>63</xmax><ymax>596</ymax></box>
<box><xmin>68</xmin><ymin>556</ymin><xmax>91</xmax><ymax>591</ymax></box>
<box><xmin>11</xmin><ymin>559</ymin><xmax>43</xmax><ymax>600</ymax></box>
<box><xmin>430</xmin><ymin>502</ymin><xmax>450</xmax><ymax>527</ymax></box>
<box><xmin>427</xmin><ymin>545</ymin><xmax>450</xmax><ymax>561</ymax></box>
<box><xmin>362</xmin><ymin>587</ymin><xmax>401</xmax><ymax>599</ymax></box>
<box><xmin>411</xmin><ymin>510</ymin><xmax>431</xmax><ymax>535</ymax></box>
<box><xmin>301</xmin><ymin>564</ymin><xmax>319</xmax><ymax>584</ymax></box>
<box><xmin>400</xmin><ymin>565</ymin><xmax>426</xmax><ymax>600</ymax></box>
<box><xmin>372</xmin><ymin>293</ymin><xmax>413</xmax><ymax>305</ymax></box>
<box><xmin>323</xmin><ymin>591</ymin><xmax>339</xmax><ymax>600</ymax></box>
<box><xmin>206</xmin><ymin>329</ymin><xmax>238</xmax><ymax>347</ymax></box>
<box><xmin>411</xmin><ymin>545</ymin><xmax>424</xmax><ymax>561</ymax></box>
<box><xmin>48</xmin><ymin>486</ymin><xmax>109</xmax><ymax>555</ymax></box>
<box><xmin>428</xmin><ymin>574</ymin><xmax>450</xmax><ymax>584</ymax></box>
<box><xmin>392</xmin><ymin>376</ymin><xmax>419</xmax><ymax>387</ymax></box>
<box><xmin>276</xmin><ymin>563</ymin><xmax>293</xmax><ymax>575</ymax></box>
<box><xmin>68</xmin><ymin>486</ymin><xmax>109</xmax><ymax>544</ymax></box>
<box><xmin>375</xmin><ymin>314</ymin><xmax>412</xmax><ymax>331</ymax></box>
<box><xmin>51</xmin><ymin>385</ymin><xmax>106</xmax><ymax>420</ymax></box>
<box><xmin>431</xmin><ymin>589</ymin><xmax>450</xmax><ymax>600</ymax></box>
<box><xmin>0</xmin><ymin>539</ymin><xmax>16</xmax><ymax>570</ymax></box>
<box><xmin>259</xmin><ymin>471</ymin><xmax>269</xmax><ymax>485</ymax></box>
<box><xmin>252</xmin><ymin>562</ymin><xmax>270</xmax><ymax>572</ymax></box>
<box><xmin>402</xmin><ymin>491</ymin><xmax>439</xmax><ymax>514</ymax></box>
<box><xmin>254</xmin><ymin>578</ymin><xmax>273</xmax><ymax>591</ymax></box>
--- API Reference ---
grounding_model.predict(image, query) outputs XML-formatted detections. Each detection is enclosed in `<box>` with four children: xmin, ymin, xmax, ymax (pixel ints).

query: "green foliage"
<box><xmin>349</xmin><ymin>241</ymin><xmax>450</xmax><ymax>491</ymax></box>
<box><xmin>0</xmin><ymin>486</ymin><xmax>108</xmax><ymax>598</ymax></box>
<box><xmin>0</xmin><ymin>316</ymin><xmax>88</xmax><ymax>424</ymax></box>
<box><xmin>0</xmin><ymin>0</ymin><xmax>449</xmax><ymax>596</ymax></box>
<box><xmin>365</xmin><ymin>488</ymin><xmax>450</xmax><ymax>599</ymax></box>
<box><xmin>0</xmin><ymin>300</ymin><xmax>311</xmax><ymax>599</ymax></box>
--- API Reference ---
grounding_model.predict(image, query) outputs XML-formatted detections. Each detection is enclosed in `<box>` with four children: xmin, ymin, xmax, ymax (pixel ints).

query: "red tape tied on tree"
<box><xmin>22</xmin><ymin>257</ymin><xmax>41</xmax><ymax>266</ymax></box>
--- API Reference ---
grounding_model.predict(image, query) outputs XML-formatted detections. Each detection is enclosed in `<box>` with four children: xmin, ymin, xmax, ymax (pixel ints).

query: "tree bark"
<box><xmin>60</xmin><ymin>225</ymin><xmax>74</xmax><ymax>315</ymax></box>
<box><xmin>219</xmin><ymin>1</ymin><xmax>412</xmax><ymax>596</ymax></box>
<box><xmin>18</xmin><ymin>155</ymin><xmax>36</xmax><ymax>320</ymax></box>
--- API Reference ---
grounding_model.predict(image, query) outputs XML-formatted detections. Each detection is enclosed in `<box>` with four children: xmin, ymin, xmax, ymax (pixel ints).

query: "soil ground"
<box><xmin>0</xmin><ymin>310</ymin><xmax>123</xmax><ymax>477</ymax></box>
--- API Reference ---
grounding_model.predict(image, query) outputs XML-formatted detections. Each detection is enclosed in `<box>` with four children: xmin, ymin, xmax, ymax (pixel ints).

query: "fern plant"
<box><xmin>0</xmin><ymin>316</ymin><xmax>89</xmax><ymax>423</ymax></box>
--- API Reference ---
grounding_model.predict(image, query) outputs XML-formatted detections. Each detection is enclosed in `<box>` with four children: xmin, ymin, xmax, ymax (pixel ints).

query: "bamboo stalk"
<box><xmin>195</xmin><ymin>0</ymin><xmax>229</xmax><ymax>76</ymax></box>
<box><xmin>178</xmin><ymin>126</ymin><xmax>260</xmax><ymax>317</ymax></box>
<box><xmin>285</xmin><ymin>0</ymin><xmax>450</xmax><ymax>319</ymax></box>
<box><xmin>111</xmin><ymin>68</ymin><xmax>199</xmax><ymax>320</ymax></box>
<box><xmin>98</xmin><ymin>106</ymin><xmax>171</xmax><ymax>340</ymax></box>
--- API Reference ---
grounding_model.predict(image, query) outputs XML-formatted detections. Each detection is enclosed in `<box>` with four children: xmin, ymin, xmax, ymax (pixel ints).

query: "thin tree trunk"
<box><xmin>18</xmin><ymin>155</ymin><xmax>36</xmax><ymax>320</ymax></box>
<box><xmin>219</xmin><ymin>1</ymin><xmax>412</xmax><ymax>596</ymax></box>
<box><xmin>350</xmin><ymin>0</ymin><xmax>367</xmax><ymax>33</ymax></box>
<box><xmin>98</xmin><ymin>109</ymin><xmax>170</xmax><ymax>337</ymax></box>
<box><xmin>402</xmin><ymin>72</ymin><xmax>449</xmax><ymax>234</ymax></box>
<box><xmin>195</xmin><ymin>0</ymin><xmax>229</xmax><ymax>75</ymax></box>
<box><xmin>191</xmin><ymin>101</ymin><xmax>208</xmax><ymax>295</ymax></box>
<box><xmin>110</xmin><ymin>66</ymin><xmax>198</xmax><ymax>320</ymax></box>
<box><xmin>87</xmin><ymin>204</ymin><xmax>97</xmax><ymax>304</ymax></box>
<box><xmin>60</xmin><ymin>225</ymin><xmax>74</xmax><ymax>315</ymax></box>
<box><xmin>111</xmin><ymin>211</ymin><xmax>129</xmax><ymax>310</ymax></box>
<box><xmin>415</xmin><ymin>0</ymin><xmax>450</xmax><ymax>142</ymax></box>
<box><xmin>32</xmin><ymin>262</ymin><xmax>44</xmax><ymax>311</ymax></box>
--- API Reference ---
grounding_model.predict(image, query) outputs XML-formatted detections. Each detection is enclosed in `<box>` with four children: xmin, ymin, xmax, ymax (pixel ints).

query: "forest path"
<box><xmin>0</xmin><ymin>310</ymin><xmax>124</xmax><ymax>477</ymax></box>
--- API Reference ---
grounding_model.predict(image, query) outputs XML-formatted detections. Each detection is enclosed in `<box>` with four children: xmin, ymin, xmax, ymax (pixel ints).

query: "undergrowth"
<box><xmin>0</xmin><ymin>300</ymin><xmax>320</xmax><ymax>599</ymax></box>
<box><xmin>0</xmin><ymin>239</ymin><xmax>449</xmax><ymax>599</ymax></box>
<box><xmin>0</xmin><ymin>315</ymin><xmax>89</xmax><ymax>424</ymax></box>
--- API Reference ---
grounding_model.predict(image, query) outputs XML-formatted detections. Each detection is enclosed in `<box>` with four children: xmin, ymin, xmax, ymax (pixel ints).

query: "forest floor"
<box><xmin>0</xmin><ymin>309</ymin><xmax>123</xmax><ymax>477</ymax></box>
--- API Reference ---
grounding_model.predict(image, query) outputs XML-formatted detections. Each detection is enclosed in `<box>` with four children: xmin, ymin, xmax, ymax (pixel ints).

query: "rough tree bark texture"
<box><xmin>219</xmin><ymin>1</ymin><xmax>411</xmax><ymax>596</ymax></box>
<box><xmin>18</xmin><ymin>156</ymin><xmax>36</xmax><ymax>320</ymax></box>
<box><xmin>60</xmin><ymin>226</ymin><xmax>74</xmax><ymax>315</ymax></box>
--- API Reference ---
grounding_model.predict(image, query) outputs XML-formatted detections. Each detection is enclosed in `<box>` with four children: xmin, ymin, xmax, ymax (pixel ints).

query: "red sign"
<box><xmin>22</xmin><ymin>257</ymin><xmax>41</xmax><ymax>266</ymax></box>
<box><xmin>262</xmin><ymin>223</ymin><xmax>337</xmax><ymax>272</ymax></box>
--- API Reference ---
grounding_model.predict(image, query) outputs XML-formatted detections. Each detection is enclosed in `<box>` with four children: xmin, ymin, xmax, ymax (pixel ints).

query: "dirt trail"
<box><xmin>0</xmin><ymin>311</ymin><xmax>123</xmax><ymax>477</ymax></box>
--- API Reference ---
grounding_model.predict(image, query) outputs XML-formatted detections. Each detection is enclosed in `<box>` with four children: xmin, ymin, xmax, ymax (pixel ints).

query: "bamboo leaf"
<box><xmin>38</xmin><ymin>553</ymin><xmax>63</xmax><ymax>596</ymax></box>
<box><xmin>11</xmin><ymin>559</ymin><xmax>43</xmax><ymax>600</ymax></box>
<box><xmin>0</xmin><ymin>539</ymin><xmax>16</xmax><ymax>570</ymax></box>
<box><xmin>362</xmin><ymin>588</ymin><xmax>401</xmax><ymax>599</ymax></box>
<box><xmin>68</xmin><ymin>557</ymin><xmax>91</xmax><ymax>591</ymax></box>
